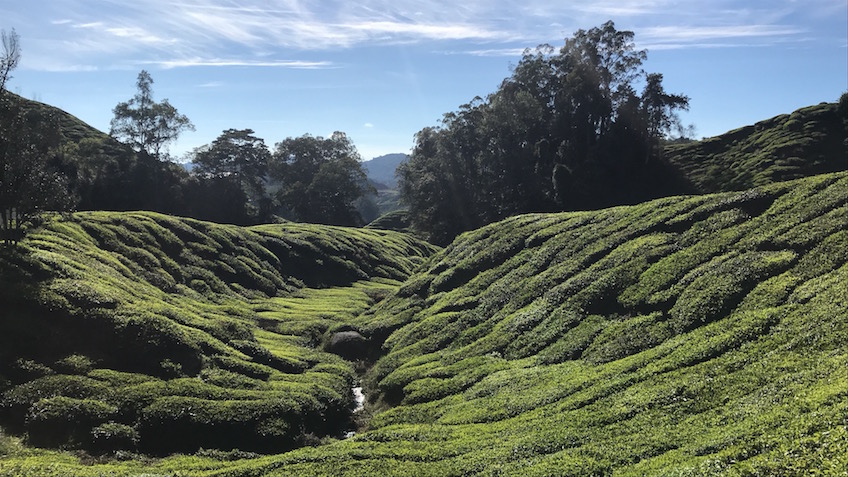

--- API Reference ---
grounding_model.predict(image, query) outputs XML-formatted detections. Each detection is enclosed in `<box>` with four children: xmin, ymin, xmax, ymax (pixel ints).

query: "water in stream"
<box><xmin>343</xmin><ymin>385</ymin><xmax>366</xmax><ymax>439</ymax></box>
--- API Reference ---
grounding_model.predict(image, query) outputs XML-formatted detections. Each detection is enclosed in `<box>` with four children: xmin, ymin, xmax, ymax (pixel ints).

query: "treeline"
<box><xmin>2</xmin><ymin>95</ymin><xmax>374</xmax><ymax>229</ymax></box>
<box><xmin>1</xmin><ymin>44</ymin><xmax>375</xmax><ymax>237</ymax></box>
<box><xmin>398</xmin><ymin>21</ymin><xmax>693</xmax><ymax>244</ymax></box>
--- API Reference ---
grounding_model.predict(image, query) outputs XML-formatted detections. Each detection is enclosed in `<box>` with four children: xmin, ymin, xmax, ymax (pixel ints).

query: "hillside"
<box><xmin>1</xmin><ymin>172</ymin><xmax>845</xmax><ymax>476</ymax></box>
<box><xmin>666</xmin><ymin>101</ymin><xmax>847</xmax><ymax>193</ymax></box>
<box><xmin>12</xmin><ymin>93</ymin><xmax>110</xmax><ymax>145</ymax></box>
<box><xmin>0</xmin><ymin>213</ymin><xmax>437</xmax><ymax>455</ymax></box>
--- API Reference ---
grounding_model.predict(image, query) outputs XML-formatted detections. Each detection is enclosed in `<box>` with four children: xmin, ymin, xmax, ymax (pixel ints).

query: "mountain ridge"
<box><xmin>363</xmin><ymin>153</ymin><xmax>408</xmax><ymax>189</ymax></box>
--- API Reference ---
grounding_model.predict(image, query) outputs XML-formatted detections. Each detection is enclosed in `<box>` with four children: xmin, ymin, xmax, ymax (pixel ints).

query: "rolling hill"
<box><xmin>0</xmin><ymin>213</ymin><xmax>437</xmax><ymax>456</ymax></box>
<box><xmin>666</xmin><ymin>101</ymin><xmax>847</xmax><ymax>193</ymax></box>
<box><xmin>0</xmin><ymin>96</ymin><xmax>846</xmax><ymax>474</ymax></box>
<box><xmin>1</xmin><ymin>171</ymin><xmax>845</xmax><ymax>476</ymax></box>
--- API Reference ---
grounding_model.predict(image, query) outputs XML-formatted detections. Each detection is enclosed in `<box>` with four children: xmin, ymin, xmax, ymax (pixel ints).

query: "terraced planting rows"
<box><xmin>0</xmin><ymin>212</ymin><xmax>437</xmax><ymax>457</ymax></box>
<box><xmin>665</xmin><ymin>102</ymin><xmax>846</xmax><ymax>193</ymax></box>
<box><xmin>1</xmin><ymin>173</ymin><xmax>847</xmax><ymax>476</ymax></box>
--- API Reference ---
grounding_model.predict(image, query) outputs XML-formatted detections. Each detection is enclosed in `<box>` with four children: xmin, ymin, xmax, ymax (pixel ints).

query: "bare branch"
<box><xmin>0</xmin><ymin>28</ymin><xmax>21</xmax><ymax>92</ymax></box>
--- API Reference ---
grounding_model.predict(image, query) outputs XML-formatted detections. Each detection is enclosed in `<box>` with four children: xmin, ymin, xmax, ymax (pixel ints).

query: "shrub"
<box><xmin>111</xmin><ymin>313</ymin><xmax>203</xmax><ymax>377</ymax></box>
<box><xmin>1</xmin><ymin>375</ymin><xmax>110</xmax><ymax>431</ymax></box>
<box><xmin>137</xmin><ymin>396</ymin><xmax>306</xmax><ymax>454</ymax></box>
<box><xmin>53</xmin><ymin>354</ymin><xmax>95</xmax><ymax>375</ymax></box>
<box><xmin>25</xmin><ymin>396</ymin><xmax>117</xmax><ymax>449</ymax></box>
<box><xmin>212</xmin><ymin>355</ymin><xmax>273</xmax><ymax>381</ymax></box>
<box><xmin>90</xmin><ymin>422</ymin><xmax>139</xmax><ymax>452</ymax></box>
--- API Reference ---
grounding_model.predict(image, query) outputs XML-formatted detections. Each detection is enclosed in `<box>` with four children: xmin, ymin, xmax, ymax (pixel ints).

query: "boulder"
<box><xmin>326</xmin><ymin>331</ymin><xmax>369</xmax><ymax>360</ymax></box>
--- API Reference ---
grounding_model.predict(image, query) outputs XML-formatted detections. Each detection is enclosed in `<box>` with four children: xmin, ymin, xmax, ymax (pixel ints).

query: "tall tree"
<box><xmin>399</xmin><ymin>21</ymin><xmax>690</xmax><ymax>244</ymax></box>
<box><xmin>640</xmin><ymin>73</ymin><xmax>690</xmax><ymax>159</ymax></box>
<box><xmin>191</xmin><ymin>129</ymin><xmax>272</xmax><ymax>224</ymax></box>
<box><xmin>110</xmin><ymin>70</ymin><xmax>194</xmax><ymax>159</ymax></box>
<box><xmin>270</xmin><ymin>132</ymin><xmax>373</xmax><ymax>226</ymax></box>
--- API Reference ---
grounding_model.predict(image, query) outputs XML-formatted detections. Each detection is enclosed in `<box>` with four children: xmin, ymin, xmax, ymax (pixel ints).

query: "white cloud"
<box><xmin>570</xmin><ymin>1</ymin><xmax>665</xmax><ymax>17</ymax></box>
<box><xmin>341</xmin><ymin>20</ymin><xmax>510</xmax><ymax>41</ymax></box>
<box><xmin>154</xmin><ymin>58</ymin><xmax>336</xmax><ymax>69</ymax></box>
<box><xmin>364</xmin><ymin>122</ymin><xmax>374</xmax><ymax>128</ymax></box>
<box><xmin>641</xmin><ymin>25</ymin><xmax>803</xmax><ymax>42</ymax></box>
<box><xmin>11</xmin><ymin>0</ymin><xmax>827</xmax><ymax>72</ymax></box>
<box><xmin>445</xmin><ymin>47</ymin><xmax>528</xmax><ymax>57</ymax></box>
<box><xmin>638</xmin><ymin>24</ymin><xmax>804</xmax><ymax>50</ymax></box>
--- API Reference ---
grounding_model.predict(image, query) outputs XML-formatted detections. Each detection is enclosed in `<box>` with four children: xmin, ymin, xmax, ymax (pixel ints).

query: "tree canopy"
<box><xmin>398</xmin><ymin>21</ymin><xmax>691</xmax><ymax>244</ymax></box>
<box><xmin>110</xmin><ymin>70</ymin><xmax>194</xmax><ymax>160</ymax></box>
<box><xmin>189</xmin><ymin>128</ymin><xmax>272</xmax><ymax>224</ymax></box>
<box><xmin>270</xmin><ymin>132</ymin><xmax>373</xmax><ymax>226</ymax></box>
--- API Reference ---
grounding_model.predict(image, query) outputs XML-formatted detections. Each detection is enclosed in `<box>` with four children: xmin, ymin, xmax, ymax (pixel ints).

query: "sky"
<box><xmin>1</xmin><ymin>0</ymin><xmax>846</xmax><ymax>162</ymax></box>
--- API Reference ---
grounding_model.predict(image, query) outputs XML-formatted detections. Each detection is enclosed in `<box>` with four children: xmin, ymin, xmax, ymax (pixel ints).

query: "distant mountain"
<box><xmin>363</xmin><ymin>153</ymin><xmax>408</xmax><ymax>189</ymax></box>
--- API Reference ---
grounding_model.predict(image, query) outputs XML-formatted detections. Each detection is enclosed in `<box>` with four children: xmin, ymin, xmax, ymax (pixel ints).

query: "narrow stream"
<box><xmin>344</xmin><ymin>385</ymin><xmax>366</xmax><ymax>439</ymax></box>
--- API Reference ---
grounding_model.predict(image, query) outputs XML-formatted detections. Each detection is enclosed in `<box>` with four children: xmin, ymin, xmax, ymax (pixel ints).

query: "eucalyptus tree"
<box><xmin>399</xmin><ymin>21</ymin><xmax>691</xmax><ymax>243</ymax></box>
<box><xmin>110</xmin><ymin>70</ymin><xmax>194</xmax><ymax>160</ymax></box>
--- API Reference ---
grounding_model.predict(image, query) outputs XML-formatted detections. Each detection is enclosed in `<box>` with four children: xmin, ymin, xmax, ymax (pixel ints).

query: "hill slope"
<box><xmin>351</xmin><ymin>172</ymin><xmax>848</xmax><ymax>475</ymax></box>
<box><xmin>0</xmin><ymin>213</ymin><xmax>437</xmax><ymax>455</ymax></box>
<box><xmin>13</xmin><ymin>93</ymin><xmax>111</xmax><ymax>145</ymax></box>
<box><xmin>666</xmin><ymin>101</ymin><xmax>847</xmax><ymax>193</ymax></box>
<box><xmin>2</xmin><ymin>173</ymin><xmax>845</xmax><ymax>476</ymax></box>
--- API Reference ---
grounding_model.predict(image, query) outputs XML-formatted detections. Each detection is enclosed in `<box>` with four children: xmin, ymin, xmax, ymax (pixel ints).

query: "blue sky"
<box><xmin>2</xmin><ymin>0</ymin><xmax>846</xmax><ymax>161</ymax></box>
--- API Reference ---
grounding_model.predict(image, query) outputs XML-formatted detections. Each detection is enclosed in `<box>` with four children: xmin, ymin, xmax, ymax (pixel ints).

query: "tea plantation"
<box><xmin>665</xmin><ymin>102</ymin><xmax>846</xmax><ymax>193</ymax></box>
<box><xmin>0</xmin><ymin>171</ymin><xmax>845</xmax><ymax>475</ymax></box>
<box><xmin>0</xmin><ymin>213</ymin><xmax>437</xmax><ymax>459</ymax></box>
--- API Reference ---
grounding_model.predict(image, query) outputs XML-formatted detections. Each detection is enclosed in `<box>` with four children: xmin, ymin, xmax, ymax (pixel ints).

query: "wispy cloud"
<box><xmin>570</xmin><ymin>1</ymin><xmax>665</xmax><ymax>17</ymax></box>
<box><xmin>9</xmin><ymin>0</ymin><xmax>830</xmax><ymax>71</ymax></box>
<box><xmin>443</xmin><ymin>47</ymin><xmax>528</xmax><ymax>57</ymax></box>
<box><xmin>196</xmin><ymin>81</ymin><xmax>225</xmax><ymax>88</ymax></box>
<box><xmin>642</xmin><ymin>25</ymin><xmax>803</xmax><ymax>42</ymax></box>
<box><xmin>154</xmin><ymin>58</ymin><xmax>336</xmax><ymax>69</ymax></box>
<box><xmin>638</xmin><ymin>24</ymin><xmax>804</xmax><ymax>49</ymax></box>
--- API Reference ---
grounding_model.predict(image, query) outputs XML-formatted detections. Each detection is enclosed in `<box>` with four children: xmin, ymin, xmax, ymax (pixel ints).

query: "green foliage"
<box><xmin>398</xmin><ymin>21</ymin><xmax>691</xmax><ymax>244</ymax></box>
<box><xmin>665</xmin><ymin>102</ymin><xmax>848</xmax><ymax>193</ymax></box>
<box><xmin>347</xmin><ymin>172</ymin><xmax>846</xmax><ymax>475</ymax></box>
<box><xmin>90</xmin><ymin>422</ymin><xmax>138</xmax><ymax>452</ymax></box>
<box><xmin>26</xmin><ymin>397</ymin><xmax>116</xmax><ymax>449</ymax></box>
<box><xmin>0</xmin><ymin>173</ymin><xmax>844</xmax><ymax>475</ymax></box>
<box><xmin>366</xmin><ymin>210</ymin><xmax>411</xmax><ymax>233</ymax></box>
<box><xmin>0</xmin><ymin>93</ymin><xmax>74</xmax><ymax>245</ymax></box>
<box><xmin>270</xmin><ymin>132</ymin><xmax>374</xmax><ymax>226</ymax></box>
<box><xmin>190</xmin><ymin>128</ymin><xmax>273</xmax><ymax>225</ymax></box>
<box><xmin>0</xmin><ymin>212</ymin><xmax>437</xmax><ymax>456</ymax></box>
<box><xmin>109</xmin><ymin>70</ymin><xmax>194</xmax><ymax>159</ymax></box>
